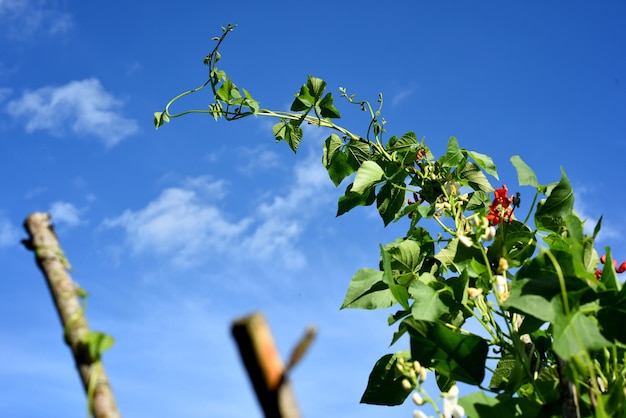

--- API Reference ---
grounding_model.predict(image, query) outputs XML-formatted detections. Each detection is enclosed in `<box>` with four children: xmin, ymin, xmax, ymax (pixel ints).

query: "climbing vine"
<box><xmin>155</xmin><ymin>24</ymin><xmax>626</xmax><ymax>417</ymax></box>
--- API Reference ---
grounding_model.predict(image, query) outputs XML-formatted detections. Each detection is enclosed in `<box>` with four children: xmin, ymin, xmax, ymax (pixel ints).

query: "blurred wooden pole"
<box><xmin>23</xmin><ymin>212</ymin><xmax>121</xmax><ymax>418</ymax></box>
<box><xmin>232</xmin><ymin>312</ymin><xmax>301</xmax><ymax>418</ymax></box>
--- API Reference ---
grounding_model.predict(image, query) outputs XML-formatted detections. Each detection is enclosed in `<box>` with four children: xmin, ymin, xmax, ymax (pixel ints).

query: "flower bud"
<box><xmin>413</xmin><ymin>360</ymin><xmax>421</xmax><ymax>374</ymax></box>
<box><xmin>402</xmin><ymin>379</ymin><xmax>413</xmax><ymax>391</ymax></box>
<box><xmin>419</xmin><ymin>367</ymin><xmax>427</xmax><ymax>383</ymax></box>
<box><xmin>467</xmin><ymin>287</ymin><xmax>483</xmax><ymax>299</ymax></box>
<box><xmin>497</xmin><ymin>257</ymin><xmax>509</xmax><ymax>274</ymax></box>
<box><xmin>396</xmin><ymin>362</ymin><xmax>404</xmax><ymax>373</ymax></box>
<box><xmin>412</xmin><ymin>392</ymin><xmax>425</xmax><ymax>406</ymax></box>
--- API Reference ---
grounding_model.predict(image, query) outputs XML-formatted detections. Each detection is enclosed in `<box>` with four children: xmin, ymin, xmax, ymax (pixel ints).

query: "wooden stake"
<box><xmin>23</xmin><ymin>213</ymin><xmax>121</xmax><ymax>418</ymax></box>
<box><xmin>232</xmin><ymin>312</ymin><xmax>301</xmax><ymax>418</ymax></box>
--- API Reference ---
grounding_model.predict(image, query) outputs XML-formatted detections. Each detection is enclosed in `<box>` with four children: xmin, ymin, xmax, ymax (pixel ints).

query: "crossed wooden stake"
<box><xmin>23</xmin><ymin>212</ymin><xmax>314</xmax><ymax>418</ymax></box>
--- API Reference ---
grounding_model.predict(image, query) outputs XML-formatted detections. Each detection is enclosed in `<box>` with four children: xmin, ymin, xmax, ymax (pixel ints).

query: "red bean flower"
<box><xmin>595</xmin><ymin>255</ymin><xmax>626</xmax><ymax>280</ymax></box>
<box><xmin>487</xmin><ymin>185</ymin><xmax>515</xmax><ymax>226</ymax></box>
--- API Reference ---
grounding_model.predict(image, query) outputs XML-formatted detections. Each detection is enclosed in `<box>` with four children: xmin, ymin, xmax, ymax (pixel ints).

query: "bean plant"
<box><xmin>155</xmin><ymin>24</ymin><xmax>626</xmax><ymax>418</ymax></box>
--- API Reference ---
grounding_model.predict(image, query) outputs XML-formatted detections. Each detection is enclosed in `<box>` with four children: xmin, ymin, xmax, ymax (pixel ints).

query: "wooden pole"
<box><xmin>232</xmin><ymin>312</ymin><xmax>301</xmax><ymax>418</ymax></box>
<box><xmin>23</xmin><ymin>212</ymin><xmax>121</xmax><ymax>418</ymax></box>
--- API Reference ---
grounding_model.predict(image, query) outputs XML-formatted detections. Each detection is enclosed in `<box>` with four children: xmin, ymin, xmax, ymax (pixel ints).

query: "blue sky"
<box><xmin>1</xmin><ymin>1</ymin><xmax>625</xmax><ymax>417</ymax></box>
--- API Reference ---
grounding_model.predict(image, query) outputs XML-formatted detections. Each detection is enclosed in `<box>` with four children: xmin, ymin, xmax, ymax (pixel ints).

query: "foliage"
<box><xmin>155</xmin><ymin>24</ymin><xmax>626</xmax><ymax>417</ymax></box>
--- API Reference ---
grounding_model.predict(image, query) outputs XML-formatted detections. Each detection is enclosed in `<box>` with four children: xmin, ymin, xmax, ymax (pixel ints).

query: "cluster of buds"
<box><xmin>486</xmin><ymin>185</ymin><xmax>519</xmax><ymax>226</ymax></box>
<box><xmin>457</xmin><ymin>214</ymin><xmax>496</xmax><ymax>249</ymax></box>
<box><xmin>595</xmin><ymin>254</ymin><xmax>626</xmax><ymax>280</ymax></box>
<box><xmin>399</xmin><ymin>358</ymin><xmax>428</xmax><ymax>392</ymax></box>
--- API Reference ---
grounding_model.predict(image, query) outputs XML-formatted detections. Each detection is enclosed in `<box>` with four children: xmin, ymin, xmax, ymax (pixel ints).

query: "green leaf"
<box><xmin>552</xmin><ymin>301</ymin><xmax>612</xmax><ymax>359</ymax></box>
<box><xmin>598</xmin><ymin>304</ymin><xmax>626</xmax><ymax>344</ymax></box>
<box><xmin>345</xmin><ymin>139</ymin><xmax>372</xmax><ymax>168</ymax></box>
<box><xmin>489</xmin><ymin>352</ymin><xmax>525</xmax><ymax>392</ymax></box>
<box><xmin>409</xmin><ymin>281</ymin><xmax>450</xmax><ymax>322</ymax></box>
<box><xmin>84</xmin><ymin>331</ymin><xmax>115</xmax><ymax>362</ymax></box>
<box><xmin>487</xmin><ymin>220</ymin><xmax>536</xmax><ymax>269</ymax></box>
<box><xmin>360</xmin><ymin>351</ymin><xmax>413</xmax><ymax>406</ymax></box>
<box><xmin>272</xmin><ymin>121</ymin><xmax>303</xmax><ymax>153</ymax></box>
<box><xmin>341</xmin><ymin>268</ymin><xmax>394</xmax><ymax>309</ymax></box>
<box><xmin>376</xmin><ymin>182</ymin><xmax>405</xmax><ymax>226</ymax></box>
<box><xmin>336</xmin><ymin>183</ymin><xmax>376</xmax><ymax>216</ymax></box>
<box><xmin>510</xmin><ymin>155</ymin><xmax>539</xmax><ymax>187</ymax></box>
<box><xmin>306</xmin><ymin>75</ymin><xmax>326</xmax><ymax>99</ymax></box>
<box><xmin>153</xmin><ymin>111</ymin><xmax>170</xmax><ymax>129</ymax></box>
<box><xmin>600</xmin><ymin>248</ymin><xmax>620</xmax><ymax>291</ymax></box>
<box><xmin>459</xmin><ymin>391</ymin><xmax>542</xmax><ymax>418</ymax></box>
<box><xmin>535</xmin><ymin>170</ymin><xmax>574</xmax><ymax>233</ymax></box>
<box><xmin>322</xmin><ymin>134</ymin><xmax>354</xmax><ymax>186</ymax></box>
<box><xmin>352</xmin><ymin>161</ymin><xmax>385</xmax><ymax>194</ymax></box>
<box><xmin>435</xmin><ymin>238</ymin><xmax>485</xmax><ymax>274</ymax></box>
<box><xmin>458</xmin><ymin>161</ymin><xmax>494</xmax><ymax>192</ymax></box>
<box><xmin>319</xmin><ymin>93</ymin><xmax>341</xmax><ymax>118</ymax></box>
<box><xmin>217</xmin><ymin>77</ymin><xmax>237</xmax><ymax>101</ymax></box>
<box><xmin>389</xmin><ymin>131</ymin><xmax>418</xmax><ymax>150</ymax></box>
<box><xmin>290</xmin><ymin>84</ymin><xmax>314</xmax><ymax>111</ymax></box>
<box><xmin>468</xmin><ymin>150</ymin><xmax>498</xmax><ymax>180</ymax></box>
<box><xmin>381</xmin><ymin>244</ymin><xmax>410</xmax><ymax>310</ymax></box>
<box><xmin>503</xmin><ymin>279</ymin><xmax>555</xmax><ymax>322</ymax></box>
<box><xmin>407</xmin><ymin>321</ymin><xmax>488</xmax><ymax>385</ymax></box>
<box><xmin>385</xmin><ymin>239</ymin><xmax>422</xmax><ymax>272</ymax></box>
<box><xmin>440</xmin><ymin>136</ymin><xmax>464</xmax><ymax>168</ymax></box>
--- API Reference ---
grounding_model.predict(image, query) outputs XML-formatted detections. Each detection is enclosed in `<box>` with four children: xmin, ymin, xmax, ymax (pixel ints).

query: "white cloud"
<box><xmin>103</xmin><ymin>187</ymin><xmax>253</xmax><ymax>268</ymax></box>
<box><xmin>237</xmin><ymin>145</ymin><xmax>280</xmax><ymax>173</ymax></box>
<box><xmin>0</xmin><ymin>87</ymin><xmax>12</xmax><ymax>102</ymax></box>
<box><xmin>0</xmin><ymin>215</ymin><xmax>20</xmax><ymax>248</ymax></box>
<box><xmin>391</xmin><ymin>86</ymin><xmax>416</xmax><ymax>107</ymax></box>
<box><xmin>574</xmin><ymin>187</ymin><xmax>621</xmax><ymax>242</ymax></box>
<box><xmin>103</xmin><ymin>153</ymin><xmax>334</xmax><ymax>270</ymax></box>
<box><xmin>0</xmin><ymin>0</ymin><xmax>72</xmax><ymax>39</ymax></box>
<box><xmin>49</xmin><ymin>201</ymin><xmax>83</xmax><ymax>227</ymax></box>
<box><xmin>6</xmin><ymin>78</ymin><xmax>138</xmax><ymax>147</ymax></box>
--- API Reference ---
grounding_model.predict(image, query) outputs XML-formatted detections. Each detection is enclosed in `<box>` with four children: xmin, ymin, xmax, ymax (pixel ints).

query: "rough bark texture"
<box><xmin>232</xmin><ymin>312</ymin><xmax>301</xmax><ymax>418</ymax></box>
<box><xmin>23</xmin><ymin>212</ymin><xmax>121</xmax><ymax>418</ymax></box>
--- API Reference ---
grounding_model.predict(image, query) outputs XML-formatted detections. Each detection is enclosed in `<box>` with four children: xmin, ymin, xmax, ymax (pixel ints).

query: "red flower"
<box><xmin>596</xmin><ymin>254</ymin><xmax>626</xmax><ymax>278</ymax></box>
<box><xmin>487</xmin><ymin>185</ymin><xmax>515</xmax><ymax>226</ymax></box>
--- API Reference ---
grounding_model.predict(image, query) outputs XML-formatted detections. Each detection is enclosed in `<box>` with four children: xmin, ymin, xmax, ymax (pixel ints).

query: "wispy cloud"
<box><xmin>0</xmin><ymin>87</ymin><xmax>12</xmax><ymax>102</ymax></box>
<box><xmin>49</xmin><ymin>201</ymin><xmax>84</xmax><ymax>228</ymax></box>
<box><xmin>102</xmin><ymin>185</ymin><xmax>253</xmax><ymax>268</ymax></box>
<box><xmin>102</xmin><ymin>153</ymin><xmax>333</xmax><ymax>270</ymax></box>
<box><xmin>574</xmin><ymin>186</ymin><xmax>621</xmax><ymax>242</ymax></box>
<box><xmin>391</xmin><ymin>85</ymin><xmax>416</xmax><ymax>107</ymax></box>
<box><xmin>6</xmin><ymin>78</ymin><xmax>138</xmax><ymax>147</ymax></box>
<box><xmin>0</xmin><ymin>0</ymin><xmax>72</xmax><ymax>39</ymax></box>
<box><xmin>0</xmin><ymin>213</ymin><xmax>20</xmax><ymax>248</ymax></box>
<box><xmin>237</xmin><ymin>145</ymin><xmax>280</xmax><ymax>174</ymax></box>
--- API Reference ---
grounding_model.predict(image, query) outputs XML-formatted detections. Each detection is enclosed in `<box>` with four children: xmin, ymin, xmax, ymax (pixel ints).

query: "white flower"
<box><xmin>450</xmin><ymin>404</ymin><xmax>465</xmax><ymax>418</ymax></box>
<box><xmin>413</xmin><ymin>410</ymin><xmax>429</xmax><ymax>418</ymax></box>
<box><xmin>443</xmin><ymin>385</ymin><xmax>465</xmax><ymax>418</ymax></box>
<box><xmin>494</xmin><ymin>275</ymin><xmax>508</xmax><ymax>294</ymax></box>
<box><xmin>481</xmin><ymin>226</ymin><xmax>496</xmax><ymax>241</ymax></box>
<box><xmin>458</xmin><ymin>234</ymin><xmax>473</xmax><ymax>248</ymax></box>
